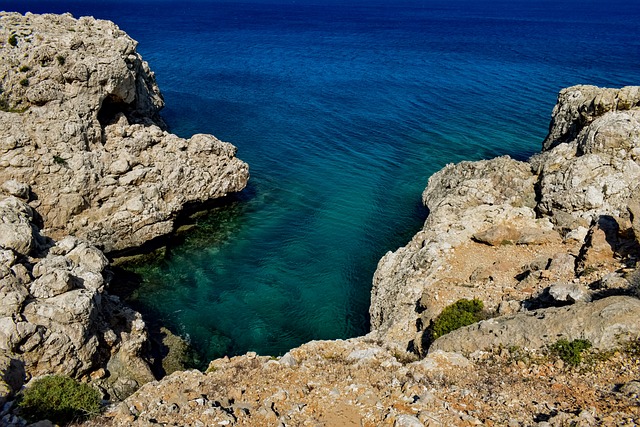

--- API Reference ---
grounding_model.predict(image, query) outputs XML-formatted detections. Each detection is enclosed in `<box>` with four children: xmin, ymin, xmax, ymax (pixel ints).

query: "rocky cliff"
<box><xmin>3</xmin><ymin>11</ymin><xmax>640</xmax><ymax>427</ymax></box>
<box><xmin>0</xmin><ymin>196</ymin><xmax>154</xmax><ymax>406</ymax></box>
<box><xmin>371</xmin><ymin>85</ymin><xmax>640</xmax><ymax>355</ymax></box>
<box><xmin>0</xmin><ymin>12</ymin><xmax>249</xmax><ymax>253</ymax></box>
<box><xmin>0</xmin><ymin>11</ymin><xmax>249</xmax><ymax>424</ymax></box>
<box><xmin>86</xmin><ymin>86</ymin><xmax>640</xmax><ymax>427</ymax></box>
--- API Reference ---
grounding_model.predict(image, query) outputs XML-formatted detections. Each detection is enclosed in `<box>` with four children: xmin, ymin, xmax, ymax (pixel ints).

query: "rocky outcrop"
<box><xmin>92</xmin><ymin>339</ymin><xmax>481</xmax><ymax>427</ymax></box>
<box><xmin>542</xmin><ymin>85</ymin><xmax>640</xmax><ymax>150</ymax></box>
<box><xmin>429</xmin><ymin>296</ymin><xmax>640</xmax><ymax>355</ymax></box>
<box><xmin>92</xmin><ymin>334</ymin><xmax>640</xmax><ymax>427</ymax></box>
<box><xmin>4</xmin><ymin>12</ymin><xmax>640</xmax><ymax>425</ymax></box>
<box><xmin>0</xmin><ymin>11</ymin><xmax>250</xmax><ymax>418</ymax></box>
<box><xmin>0</xmin><ymin>196</ymin><xmax>154</xmax><ymax>405</ymax></box>
<box><xmin>0</xmin><ymin>12</ymin><xmax>249</xmax><ymax>252</ymax></box>
<box><xmin>371</xmin><ymin>85</ymin><xmax>640</xmax><ymax>354</ymax></box>
<box><xmin>83</xmin><ymin>85</ymin><xmax>640</xmax><ymax>427</ymax></box>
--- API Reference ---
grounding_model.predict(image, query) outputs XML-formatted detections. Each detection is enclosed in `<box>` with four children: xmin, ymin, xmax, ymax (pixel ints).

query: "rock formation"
<box><xmin>0</xmin><ymin>11</ymin><xmax>249</xmax><ymax>423</ymax></box>
<box><xmin>0</xmin><ymin>196</ymin><xmax>154</xmax><ymax>408</ymax></box>
<box><xmin>86</xmin><ymin>85</ymin><xmax>640</xmax><ymax>427</ymax></box>
<box><xmin>3</xmin><ymin>11</ymin><xmax>640</xmax><ymax>427</ymax></box>
<box><xmin>429</xmin><ymin>296</ymin><xmax>640</xmax><ymax>355</ymax></box>
<box><xmin>0</xmin><ymin>12</ymin><xmax>249</xmax><ymax>253</ymax></box>
<box><xmin>371</xmin><ymin>85</ymin><xmax>640</xmax><ymax>356</ymax></box>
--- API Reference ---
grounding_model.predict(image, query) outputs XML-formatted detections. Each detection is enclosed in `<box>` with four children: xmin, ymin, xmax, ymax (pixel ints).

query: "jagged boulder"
<box><xmin>0</xmin><ymin>196</ymin><xmax>153</xmax><ymax>400</ymax></box>
<box><xmin>542</xmin><ymin>85</ymin><xmax>640</xmax><ymax>150</ymax></box>
<box><xmin>0</xmin><ymin>12</ymin><xmax>249</xmax><ymax>252</ymax></box>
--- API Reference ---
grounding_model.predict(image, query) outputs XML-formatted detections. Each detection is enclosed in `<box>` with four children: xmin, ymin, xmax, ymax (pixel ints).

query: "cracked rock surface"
<box><xmin>0</xmin><ymin>12</ymin><xmax>249</xmax><ymax>253</ymax></box>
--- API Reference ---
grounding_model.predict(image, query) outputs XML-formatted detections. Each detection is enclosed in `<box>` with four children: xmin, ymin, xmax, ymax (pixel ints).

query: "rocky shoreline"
<box><xmin>2</xmin><ymin>11</ymin><xmax>640</xmax><ymax>427</ymax></box>
<box><xmin>87</xmin><ymin>85</ymin><xmax>640</xmax><ymax>427</ymax></box>
<box><xmin>0</xmin><ymin>11</ymin><xmax>248</xmax><ymax>424</ymax></box>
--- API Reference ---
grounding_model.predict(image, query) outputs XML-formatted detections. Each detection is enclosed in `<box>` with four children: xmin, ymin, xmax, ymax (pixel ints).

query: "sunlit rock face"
<box><xmin>0</xmin><ymin>12</ymin><xmax>249</xmax><ymax>253</ymax></box>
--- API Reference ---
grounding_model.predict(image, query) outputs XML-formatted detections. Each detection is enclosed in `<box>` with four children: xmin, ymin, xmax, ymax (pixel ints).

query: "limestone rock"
<box><xmin>429</xmin><ymin>296</ymin><xmax>640</xmax><ymax>355</ymax></box>
<box><xmin>473</xmin><ymin>224</ymin><xmax>521</xmax><ymax>246</ymax></box>
<box><xmin>0</xmin><ymin>198</ymin><xmax>154</xmax><ymax>399</ymax></box>
<box><xmin>370</xmin><ymin>156</ymin><xmax>538</xmax><ymax>349</ymax></box>
<box><xmin>0</xmin><ymin>12</ymin><xmax>249</xmax><ymax>253</ymax></box>
<box><xmin>547</xmin><ymin>282</ymin><xmax>591</xmax><ymax>303</ymax></box>
<box><xmin>394</xmin><ymin>414</ymin><xmax>424</xmax><ymax>427</ymax></box>
<box><xmin>473</xmin><ymin>223</ymin><xmax>561</xmax><ymax>246</ymax></box>
<box><xmin>543</xmin><ymin>85</ymin><xmax>640</xmax><ymax>150</ymax></box>
<box><xmin>578</xmin><ymin>220</ymin><xmax>618</xmax><ymax>271</ymax></box>
<box><xmin>105</xmin><ymin>347</ymin><xmax>156</xmax><ymax>401</ymax></box>
<box><xmin>1</xmin><ymin>180</ymin><xmax>29</xmax><ymax>199</ymax></box>
<box><xmin>0</xmin><ymin>197</ymin><xmax>35</xmax><ymax>255</ymax></box>
<box><xmin>620</xmin><ymin>380</ymin><xmax>640</xmax><ymax>398</ymax></box>
<box><xmin>371</xmin><ymin>85</ymin><xmax>640</xmax><ymax>351</ymax></box>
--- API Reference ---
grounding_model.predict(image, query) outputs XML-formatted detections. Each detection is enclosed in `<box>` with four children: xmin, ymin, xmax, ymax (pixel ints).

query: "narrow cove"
<box><xmin>3</xmin><ymin>0</ymin><xmax>638</xmax><ymax>366</ymax></box>
<box><xmin>102</xmin><ymin>0</ymin><xmax>636</xmax><ymax>365</ymax></box>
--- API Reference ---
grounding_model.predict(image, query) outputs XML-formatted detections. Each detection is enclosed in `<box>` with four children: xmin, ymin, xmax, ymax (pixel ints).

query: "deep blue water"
<box><xmin>2</xmin><ymin>0</ymin><xmax>640</xmax><ymax>363</ymax></box>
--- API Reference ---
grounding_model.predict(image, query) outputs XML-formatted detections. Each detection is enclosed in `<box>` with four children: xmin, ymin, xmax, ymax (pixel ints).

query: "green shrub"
<box><xmin>19</xmin><ymin>78</ymin><xmax>29</xmax><ymax>87</ymax></box>
<box><xmin>19</xmin><ymin>65</ymin><xmax>31</xmax><ymax>72</ymax></box>
<box><xmin>429</xmin><ymin>298</ymin><xmax>485</xmax><ymax>341</ymax></box>
<box><xmin>550</xmin><ymin>338</ymin><xmax>592</xmax><ymax>367</ymax></box>
<box><xmin>53</xmin><ymin>155</ymin><xmax>67</xmax><ymax>165</ymax></box>
<box><xmin>8</xmin><ymin>34</ymin><xmax>17</xmax><ymax>47</ymax></box>
<box><xmin>57</xmin><ymin>55</ymin><xmax>66</xmax><ymax>66</ymax></box>
<box><xmin>18</xmin><ymin>375</ymin><xmax>102</xmax><ymax>424</ymax></box>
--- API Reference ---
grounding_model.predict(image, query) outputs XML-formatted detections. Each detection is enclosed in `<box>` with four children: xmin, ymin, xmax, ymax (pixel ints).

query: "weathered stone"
<box><xmin>497</xmin><ymin>300</ymin><xmax>521</xmax><ymax>315</ymax></box>
<box><xmin>547</xmin><ymin>282</ymin><xmax>591</xmax><ymax>303</ymax></box>
<box><xmin>106</xmin><ymin>348</ymin><xmax>156</xmax><ymax>401</ymax></box>
<box><xmin>1</xmin><ymin>180</ymin><xmax>30</xmax><ymax>200</ymax></box>
<box><xmin>28</xmin><ymin>268</ymin><xmax>74</xmax><ymax>299</ymax></box>
<box><xmin>543</xmin><ymin>85</ymin><xmax>640</xmax><ymax>150</ymax></box>
<box><xmin>473</xmin><ymin>225</ymin><xmax>521</xmax><ymax>246</ymax></box>
<box><xmin>0</xmin><ymin>199</ymin><xmax>155</xmax><ymax>398</ymax></box>
<box><xmin>620</xmin><ymin>380</ymin><xmax>640</xmax><ymax>398</ymax></box>
<box><xmin>394</xmin><ymin>414</ymin><xmax>424</xmax><ymax>427</ymax></box>
<box><xmin>579</xmin><ymin>222</ymin><xmax>617</xmax><ymax>271</ymax></box>
<box><xmin>0</xmin><ymin>12</ymin><xmax>249</xmax><ymax>253</ymax></box>
<box><xmin>0</xmin><ymin>197</ymin><xmax>35</xmax><ymax>255</ymax></box>
<box><xmin>279</xmin><ymin>352</ymin><xmax>298</xmax><ymax>368</ymax></box>
<box><xmin>429</xmin><ymin>296</ymin><xmax>640</xmax><ymax>355</ymax></box>
<box><xmin>0</xmin><ymin>274</ymin><xmax>29</xmax><ymax>317</ymax></box>
<box><xmin>412</xmin><ymin>350</ymin><xmax>471</xmax><ymax>372</ymax></box>
<box><xmin>547</xmin><ymin>253</ymin><xmax>576</xmax><ymax>278</ymax></box>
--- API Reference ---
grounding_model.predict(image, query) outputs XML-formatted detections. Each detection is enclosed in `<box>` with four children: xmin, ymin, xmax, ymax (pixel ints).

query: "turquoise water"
<box><xmin>3</xmin><ymin>0</ymin><xmax>640</xmax><ymax>363</ymax></box>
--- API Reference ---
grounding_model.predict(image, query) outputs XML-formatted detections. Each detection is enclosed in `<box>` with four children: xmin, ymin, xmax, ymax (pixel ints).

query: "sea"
<box><xmin>2</xmin><ymin>0</ymin><xmax>639</xmax><ymax>366</ymax></box>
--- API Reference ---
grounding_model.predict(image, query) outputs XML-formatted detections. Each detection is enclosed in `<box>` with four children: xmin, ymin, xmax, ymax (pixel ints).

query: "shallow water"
<box><xmin>3</xmin><ymin>0</ymin><xmax>640</xmax><ymax>363</ymax></box>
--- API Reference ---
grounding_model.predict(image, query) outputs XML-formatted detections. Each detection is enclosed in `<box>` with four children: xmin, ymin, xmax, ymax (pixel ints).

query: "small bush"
<box><xmin>57</xmin><ymin>55</ymin><xmax>66</xmax><ymax>66</ymax></box>
<box><xmin>550</xmin><ymin>338</ymin><xmax>592</xmax><ymax>367</ymax></box>
<box><xmin>19</xmin><ymin>65</ymin><xmax>31</xmax><ymax>72</ymax></box>
<box><xmin>429</xmin><ymin>298</ymin><xmax>485</xmax><ymax>341</ymax></box>
<box><xmin>18</xmin><ymin>375</ymin><xmax>101</xmax><ymax>424</ymax></box>
<box><xmin>8</xmin><ymin>34</ymin><xmax>17</xmax><ymax>46</ymax></box>
<box><xmin>19</xmin><ymin>78</ymin><xmax>29</xmax><ymax>87</ymax></box>
<box><xmin>53</xmin><ymin>155</ymin><xmax>67</xmax><ymax>165</ymax></box>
